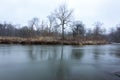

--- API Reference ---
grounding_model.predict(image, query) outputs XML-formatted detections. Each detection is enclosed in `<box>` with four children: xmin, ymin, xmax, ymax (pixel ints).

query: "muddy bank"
<box><xmin>0</xmin><ymin>37</ymin><xmax>108</xmax><ymax>45</ymax></box>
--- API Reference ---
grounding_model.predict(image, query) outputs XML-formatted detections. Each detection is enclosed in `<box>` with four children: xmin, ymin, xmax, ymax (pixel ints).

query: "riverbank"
<box><xmin>0</xmin><ymin>37</ymin><xmax>108</xmax><ymax>45</ymax></box>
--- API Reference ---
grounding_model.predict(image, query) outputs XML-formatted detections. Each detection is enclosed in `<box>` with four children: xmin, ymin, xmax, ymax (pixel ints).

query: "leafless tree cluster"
<box><xmin>109</xmin><ymin>24</ymin><xmax>120</xmax><ymax>42</ymax></box>
<box><xmin>0</xmin><ymin>4</ymin><xmax>119</xmax><ymax>42</ymax></box>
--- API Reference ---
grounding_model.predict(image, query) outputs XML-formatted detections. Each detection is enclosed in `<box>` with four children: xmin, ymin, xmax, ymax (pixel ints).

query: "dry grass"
<box><xmin>0</xmin><ymin>37</ymin><xmax>108</xmax><ymax>45</ymax></box>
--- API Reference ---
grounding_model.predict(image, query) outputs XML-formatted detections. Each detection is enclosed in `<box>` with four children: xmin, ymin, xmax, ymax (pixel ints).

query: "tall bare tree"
<box><xmin>93</xmin><ymin>22</ymin><xmax>103</xmax><ymax>37</ymax></box>
<box><xmin>47</xmin><ymin>14</ymin><xmax>56</xmax><ymax>33</ymax></box>
<box><xmin>29</xmin><ymin>17</ymin><xmax>39</xmax><ymax>30</ymax></box>
<box><xmin>28</xmin><ymin>17</ymin><xmax>39</xmax><ymax>37</ymax></box>
<box><xmin>53</xmin><ymin>4</ymin><xmax>73</xmax><ymax>39</ymax></box>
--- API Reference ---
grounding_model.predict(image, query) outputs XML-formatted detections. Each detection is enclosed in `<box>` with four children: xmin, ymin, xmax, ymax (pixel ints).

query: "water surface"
<box><xmin>0</xmin><ymin>44</ymin><xmax>120</xmax><ymax>80</ymax></box>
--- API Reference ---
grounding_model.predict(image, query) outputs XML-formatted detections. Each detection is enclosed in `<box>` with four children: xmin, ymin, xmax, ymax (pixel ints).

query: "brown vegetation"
<box><xmin>0</xmin><ymin>37</ymin><xmax>108</xmax><ymax>45</ymax></box>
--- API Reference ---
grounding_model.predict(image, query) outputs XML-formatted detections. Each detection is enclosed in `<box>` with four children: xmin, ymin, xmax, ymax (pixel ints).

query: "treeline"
<box><xmin>0</xmin><ymin>4</ymin><xmax>119</xmax><ymax>43</ymax></box>
<box><xmin>0</xmin><ymin>22</ymin><xmax>59</xmax><ymax>38</ymax></box>
<box><xmin>0</xmin><ymin>20</ymin><xmax>107</xmax><ymax>41</ymax></box>
<box><xmin>109</xmin><ymin>26</ymin><xmax>120</xmax><ymax>43</ymax></box>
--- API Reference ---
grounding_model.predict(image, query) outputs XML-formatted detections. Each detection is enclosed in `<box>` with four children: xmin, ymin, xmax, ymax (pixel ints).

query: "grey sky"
<box><xmin>0</xmin><ymin>0</ymin><xmax>120</xmax><ymax>31</ymax></box>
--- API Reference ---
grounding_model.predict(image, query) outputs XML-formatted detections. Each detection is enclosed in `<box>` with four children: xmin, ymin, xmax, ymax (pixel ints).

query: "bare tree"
<box><xmin>28</xmin><ymin>17</ymin><xmax>39</xmax><ymax>37</ymax></box>
<box><xmin>93</xmin><ymin>21</ymin><xmax>103</xmax><ymax>36</ymax></box>
<box><xmin>53</xmin><ymin>4</ymin><xmax>73</xmax><ymax>39</ymax></box>
<box><xmin>92</xmin><ymin>21</ymin><xmax>105</xmax><ymax>40</ymax></box>
<box><xmin>71</xmin><ymin>21</ymin><xmax>85</xmax><ymax>38</ymax></box>
<box><xmin>47</xmin><ymin>14</ymin><xmax>56</xmax><ymax>33</ymax></box>
<box><xmin>109</xmin><ymin>24</ymin><xmax>120</xmax><ymax>43</ymax></box>
<box><xmin>29</xmin><ymin>17</ymin><xmax>39</xmax><ymax>30</ymax></box>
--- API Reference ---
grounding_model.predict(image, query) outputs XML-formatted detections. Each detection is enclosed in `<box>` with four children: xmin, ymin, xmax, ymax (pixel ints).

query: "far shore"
<box><xmin>0</xmin><ymin>37</ymin><xmax>108</xmax><ymax>45</ymax></box>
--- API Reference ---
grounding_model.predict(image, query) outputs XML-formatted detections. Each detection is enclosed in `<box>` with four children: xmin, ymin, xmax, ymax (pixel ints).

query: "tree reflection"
<box><xmin>114</xmin><ymin>53</ymin><xmax>120</xmax><ymax>58</ymax></box>
<box><xmin>56</xmin><ymin>45</ymin><xmax>69</xmax><ymax>80</ymax></box>
<box><xmin>27</xmin><ymin>45</ymin><xmax>62</xmax><ymax>61</ymax></box>
<box><xmin>56</xmin><ymin>45</ymin><xmax>64</xmax><ymax>80</ymax></box>
<box><xmin>27</xmin><ymin>45</ymin><xmax>46</xmax><ymax>61</ymax></box>
<box><xmin>27</xmin><ymin>45</ymin><xmax>36</xmax><ymax>61</ymax></box>
<box><xmin>27</xmin><ymin>45</ymin><xmax>71</xmax><ymax>80</ymax></box>
<box><xmin>110</xmin><ymin>46</ymin><xmax>120</xmax><ymax>58</ymax></box>
<box><xmin>39</xmin><ymin>46</ymin><xmax>46</xmax><ymax>60</ymax></box>
<box><xmin>71</xmin><ymin>49</ymin><xmax>84</xmax><ymax>60</ymax></box>
<box><xmin>92</xmin><ymin>47</ymin><xmax>102</xmax><ymax>61</ymax></box>
<box><xmin>48</xmin><ymin>46</ymin><xmax>58</xmax><ymax>60</ymax></box>
<box><xmin>93</xmin><ymin>51</ymin><xmax>100</xmax><ymax>61</ymax></box>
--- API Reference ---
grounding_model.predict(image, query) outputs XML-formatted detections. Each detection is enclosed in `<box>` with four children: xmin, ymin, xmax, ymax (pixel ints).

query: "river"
<box><xmin>0</xmin><ymin>44</ymin><xmax>120</xmax><ymax>80</ymax></box>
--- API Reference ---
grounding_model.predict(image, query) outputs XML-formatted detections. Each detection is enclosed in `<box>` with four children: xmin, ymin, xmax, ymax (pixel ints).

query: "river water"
<box><xmin>0</xmin><ymin>44</ymin><xmax>120</xmax><ymax>80</ymax></box>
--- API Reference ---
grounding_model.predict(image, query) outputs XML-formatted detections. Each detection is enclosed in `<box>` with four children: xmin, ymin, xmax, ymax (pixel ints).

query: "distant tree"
<box><xmin>29</xmin><ymin>17</ymin><xmax>39</xmax><ymax>29</ymax></box>
<box><xmin>47</xmin><ymin>14</ymin><xmax>56</xmax><ymax>33</ymax></box>
<box><xmin>86</xmin><ymin>28</ymin><xmax>93</xmax><ymax>37</ymax></box>
<box><xmin>71</xmin><ymin>21</ymin><xmax>85</xmax><ymax>38</ymax></box>
<box><xmin>115</xmin><ymin>27</ymin><xmax>120</xmax><ymax>42</ymax></box>
<box><xmin>93</xmin><ymin>22</ymin><xmax>104</xmax><ymax>40</ymax></box>
<box><xmin>28</xmin><ymin>17</ymin><xmax>39</xmax><ymax>37</ymax></box>
<box><xmin>109</xmin><ymin>24</ymin><xmax>120</xmax><ymax>43</ymax></box>
<box><xmin>39</xmin><ymin>20</ymin><xmax>48</xmax><ymax>36</ymax></box>
<box><xmin>7</xmin><ymin>24</ymin><xmax>16</xmax><ymax>36</ymax></box>
<box><xmin>109</xmin><ymin>28</ymin><xmax>115</xmax><ymax>42</ymax></box>
<box><xmin>0</xmin><ymin>23</ymin><xmax>4</xmax><ymax>36</ymax></box>
<box><xmin>53</xmin><ymin>4</ymin><xmax>73</xmax><ymax>39</ymax></box>
<box><xmin>18</xmin><ymin>26</ymin><xmax>30</xmax><ymax>37</ymax></box>
<box><xmin>93</xmin><ymin>22</ymin><xmax>103</xmax><ymax>36</ymax></box>
<box><xmin>1</xmin><ymin>23</ymin><xmax>16</xmax><ymax>36</ymax></box>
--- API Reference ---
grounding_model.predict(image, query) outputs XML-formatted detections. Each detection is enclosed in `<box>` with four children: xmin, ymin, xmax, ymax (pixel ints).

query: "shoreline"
<box><xmin>0</xmin><ymin>37</ymin><xmax>108</xmax><ymax>45</ymax></box>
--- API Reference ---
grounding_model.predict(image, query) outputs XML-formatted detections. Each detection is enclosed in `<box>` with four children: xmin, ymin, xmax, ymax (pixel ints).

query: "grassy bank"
<box><xmin>0</xmin><ymin>37</ymin><xmax>108</xmax><ymax>45</ymax></box>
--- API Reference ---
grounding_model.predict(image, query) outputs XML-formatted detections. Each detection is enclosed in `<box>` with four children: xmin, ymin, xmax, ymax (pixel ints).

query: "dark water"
<box><xmin>0</xmin><ymin>44</ymin><xmax>120</xmax><ymax>80</ymax></box>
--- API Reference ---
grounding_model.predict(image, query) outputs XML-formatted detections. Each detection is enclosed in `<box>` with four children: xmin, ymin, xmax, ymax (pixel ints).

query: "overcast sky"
<box><xmin>0</xmin><ymin>0</ymin><xmax>120</xmax><ymax>31</ymax></box>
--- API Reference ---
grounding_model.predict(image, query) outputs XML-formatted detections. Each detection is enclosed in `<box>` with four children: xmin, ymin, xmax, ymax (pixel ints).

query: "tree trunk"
<box><xmin>62</xmin><ymin>24</ymin><xmax>64</xmax><ymax>40</ymax></box>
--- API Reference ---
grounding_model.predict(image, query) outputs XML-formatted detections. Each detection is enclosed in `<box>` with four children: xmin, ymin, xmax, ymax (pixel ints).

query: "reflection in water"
<box><xmin>0</xmin><ymin>45</ymin><xmax>120</xmax><ymax>80</ymax></box>
<box><xmin>93</xmin><ymin>47</ymin><xmax>101</xmax><ymax>61</ymax></box>
<box><xmin>110</xmin><ymin>51</ymin><xmax>120</xmax><ymax>58</ymax></box>
<box><xmin>109</xmin><ymin>45</ymin><xmax>120</xmax><ymax>58</ymax></box>
<box><xmin>56</xmin><ymin>45</ymin><xmax>64</xmax><ymax>80</ymax></box>
<box><xmin>91</xmin><ymin>46</ymin><xmax>106</xmax><ymax>61</ymax></box>
<box><xmin>56</xmin><ymin>45</ymin><xmax>69</xmax><ymax>80</ymax></box>
<box><xmin>71</xmin><ymin>49</ymin><xmax>84</xmax><ymax>60</ymax></box>
<box><xmin>27</xmin><ymin>45</ymin><xmax>61</xmax><ymax>61</ymax></box>
<box><xmin>114</xmin><ymin>52</ymin><xmax>120</xmax><ymax>58</ymax></box>
<box><xmin>27</xmin><ymin>46</ymin><xmax>35</xmax><ymax>60</ymax></box>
